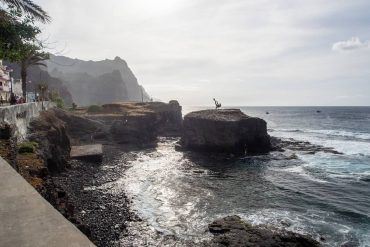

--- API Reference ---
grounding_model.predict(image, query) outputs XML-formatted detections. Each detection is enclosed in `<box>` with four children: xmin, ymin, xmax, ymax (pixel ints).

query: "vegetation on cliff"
<box><xmin>0</xmin><ymin>0</ymin><xmax>50</xmax><ymax>98</ymax></box>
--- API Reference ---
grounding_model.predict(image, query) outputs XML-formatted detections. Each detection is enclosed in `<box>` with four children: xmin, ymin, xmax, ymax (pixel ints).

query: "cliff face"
<box><xmin>46</xmin><ymin>55</ymin><xmax>150</xmax><ymax>106</ymax></box>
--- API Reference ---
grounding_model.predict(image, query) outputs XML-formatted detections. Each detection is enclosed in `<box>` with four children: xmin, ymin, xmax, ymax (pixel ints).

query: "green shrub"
<box><xmin>87</xmin><ymin>105</ymin><xmax>103</xmax><ymax>113</ymax></box>
<box><xmin>18</xmin><ymin>142</ymin><xmax>39</xmax><ymax>154</ymax></box>
<box><xmin>50</xmin><ymin>91</ymin><xmax>65</xmax><ymax>109</ymax></box>
<box><xmin>54</xmin><ymin>97</ymin><xmax>64</xmax><ymax>109</ymax></box>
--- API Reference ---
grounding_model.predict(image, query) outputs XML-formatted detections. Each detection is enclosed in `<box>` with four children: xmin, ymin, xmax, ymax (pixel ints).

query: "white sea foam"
<box><xmin>278</xmin><ymin>165</ymin><xmax>328</xmax><ymax>183</ymax></box>
<box><xmin>297</xmin><ymin>152</ymin><xmax>370</xmax><ymax>182</ymax></box>
<box><xmin>274</xmin><ymin>128</ymin><xmax>370</xmax><ymax>140</ymax></box>
<box><xmin>272</xmin><ymin>129</ymin><xmax>370</xmax><ymax>156</ymax></box>
<box><xmin>240</xmin><ymin>209</ymin><xmax>362</xmax><ymax>247</ymax></box>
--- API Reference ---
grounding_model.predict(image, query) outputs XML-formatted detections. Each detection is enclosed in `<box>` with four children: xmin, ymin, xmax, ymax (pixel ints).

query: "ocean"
<box><xmin>107</xmin><ymin>106</ymin><xmax>370</xmax><ymax>246</ymax></box>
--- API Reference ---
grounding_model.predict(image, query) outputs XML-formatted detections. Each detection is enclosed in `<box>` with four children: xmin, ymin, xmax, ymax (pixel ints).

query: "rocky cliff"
<box><xmin>45</xmin><ymin>55</ymin><xmax>150</xmax><ymax>106</ymax></box>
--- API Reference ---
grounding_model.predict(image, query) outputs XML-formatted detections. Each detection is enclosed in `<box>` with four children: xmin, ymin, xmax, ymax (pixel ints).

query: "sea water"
<box><xmin>111</xmin><ymin>106</ymin><xmax>370</xmax><ymax>246</ymax></box>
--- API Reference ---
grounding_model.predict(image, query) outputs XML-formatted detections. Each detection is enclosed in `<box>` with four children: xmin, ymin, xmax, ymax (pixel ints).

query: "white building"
<box><xmin>13</xmin><ymin>79</ymin><xmax>23</xmax><ymax>97</ymax></box>
<box><xmin>0</xmin><ymin>60</ymin><xmax>11</xmax><ymax>103</ymax></box>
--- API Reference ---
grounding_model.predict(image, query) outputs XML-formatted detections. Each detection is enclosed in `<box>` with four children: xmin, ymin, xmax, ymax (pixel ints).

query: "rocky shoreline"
<box><xmin>50</xmin><ymin>144</ymin><xmax>140</xmax><ymax>246</ymax></box>
<box><xmin>0</xmin><ymin>102</ymin><xmax>336</xmax><ymax>246</ymax></box>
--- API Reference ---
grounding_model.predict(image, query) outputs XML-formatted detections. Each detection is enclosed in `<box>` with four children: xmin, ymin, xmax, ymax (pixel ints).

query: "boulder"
<box><xmin>182</xmin><ymin>109</ymin><xmax>270</xmax><ymax>154</ymax></box>
<box><xmin>0</xmin><ymin>123</ymin><xmax>15</xmax><ymax>140</ymax></box>
<box><xmin>208</xmin><ymin>215</ymin><xmax>321</xmax><ymax>247</ymax></box>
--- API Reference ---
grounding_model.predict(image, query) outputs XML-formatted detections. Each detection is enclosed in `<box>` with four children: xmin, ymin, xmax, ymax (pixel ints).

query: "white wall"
<box><xmin>0</xmin><ymin>102</ymin><xmax>55</xmax><ymax>141</ymax></box>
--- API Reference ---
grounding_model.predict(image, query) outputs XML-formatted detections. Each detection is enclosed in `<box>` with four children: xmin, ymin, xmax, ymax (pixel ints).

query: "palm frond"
<box><xmin>0</xmin><ymin>0</ymin><xmax>50</xmax><ymax>23</ymax></box>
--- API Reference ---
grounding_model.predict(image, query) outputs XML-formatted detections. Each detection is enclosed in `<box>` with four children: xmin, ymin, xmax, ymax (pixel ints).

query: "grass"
<box><xmin>18</xmin><ymin>141</ymin><xmax>39</xmax><ymax>154</ymax></box>
<box><xmin>17</xmin><ymin>153</ymin><xmax>46</xmax><ymax>190</ymax></box>
<box><xmin>87</xmin><ymin>104</ymin><xmax>103</xmax><ymax>113</ymax></box>
<box><xmin>0</xmin><ymin>139</ymin><xmax>12</xmax><ymax>163</ymax></box>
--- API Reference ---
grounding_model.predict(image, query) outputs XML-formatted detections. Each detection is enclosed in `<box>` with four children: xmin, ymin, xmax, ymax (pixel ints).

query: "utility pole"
<box><xmin>141</xmin><ymin>86</ymin><xmax>144</xmax><ymax>102</ymax></box>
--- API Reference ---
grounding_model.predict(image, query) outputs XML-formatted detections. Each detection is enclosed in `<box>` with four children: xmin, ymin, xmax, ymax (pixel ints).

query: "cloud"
<box><xmin>332</xmin><ymin>37</ymin><xmax>370</xmax><ymax>51</ymax></box>
<box><xmin>37</xmin><ymin>0</ymin><xmax>370</xmax><ymax>105</ymax></box>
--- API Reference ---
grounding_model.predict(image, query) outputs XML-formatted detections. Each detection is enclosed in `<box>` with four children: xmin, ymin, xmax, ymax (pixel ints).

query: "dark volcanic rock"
<box><xmin>271</xmin><ymin>137</ymin><xmax>344</xmax><ymax>155</ymax></box>
<box><xmin>209</xmin><ymin>215</ymin><xmax>321</xmax><ymax>247</ymax></box>
<box><xmin>149</xmin><ymin>100</ymin><xmax>183</xmax><ymax>136</ymax></box>
<box><xmin>0</xmin><ymin>123</ymin><xmax>15</xmax><ymax>139</ymax></box>
<box><xmin>51</xmin><ymin>145</ymin><xmax>138</xmax><ymax>247</ymax></box>
<box><xmin>182</xmin><ymin>109</ymin><xmax>271</xmax><ymax>155</ymax></box>
<box><xmin>110</xmin><ymin>112</ymin><xmax>158</xmax><ymax>145</ymax></box>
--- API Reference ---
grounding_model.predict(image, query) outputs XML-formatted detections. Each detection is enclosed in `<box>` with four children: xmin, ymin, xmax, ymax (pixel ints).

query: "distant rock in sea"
<box><xmin>45</xmin><ymin>55</ymin><xmax>150</xmax><ymax>106</ymax></box>
<box><xmin>181</xmin><ymin>109</ymin><xmax>271</xmax><ymax>155</ymax></box>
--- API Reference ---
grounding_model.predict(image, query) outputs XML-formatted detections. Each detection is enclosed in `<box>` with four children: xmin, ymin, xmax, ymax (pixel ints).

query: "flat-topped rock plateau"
<box><xmin>182</xmin><ymin>109</ymin><xmax>271</xmax><ymax>155</ymax></box>
<box><xmin>74</xmin><ymin>101</ymin><xmax>182</xmax><ymax>145</ymax></box>
<box><xmin>70</xmin><ymin>144</ymin><xmax>103</xmax><ymax>162</ymax></box>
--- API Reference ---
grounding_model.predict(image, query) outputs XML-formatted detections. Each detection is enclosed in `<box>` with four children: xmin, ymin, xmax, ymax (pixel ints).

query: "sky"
<box><xmin>36</xmin><ymin>0</ymin><xmax>370</xmax><ymax>106</ymax></box>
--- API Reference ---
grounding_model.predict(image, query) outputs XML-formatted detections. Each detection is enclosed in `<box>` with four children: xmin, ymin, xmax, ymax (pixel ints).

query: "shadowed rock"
<box><xmin>182</xmin><ymin>109</ymin><xmax>271</xmax><ymax>155</ymax></box>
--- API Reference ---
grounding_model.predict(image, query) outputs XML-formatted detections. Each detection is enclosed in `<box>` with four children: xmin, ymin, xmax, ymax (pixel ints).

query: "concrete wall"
<box><xmin>0</xmin><ymin>102</ymin><xmax>55</xmax><ymax>141</ymax></box>
<box><xmin>0</xmin><ymin>156</ymin><xmax>95</xmax><ymax>247</ymax></box>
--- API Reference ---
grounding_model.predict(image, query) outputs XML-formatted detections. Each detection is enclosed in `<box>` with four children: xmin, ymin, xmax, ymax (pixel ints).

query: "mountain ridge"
<box><xmin>46</xmin><ymin>55</ymin><xmax>150</xmax><ymax>106</ymax></box>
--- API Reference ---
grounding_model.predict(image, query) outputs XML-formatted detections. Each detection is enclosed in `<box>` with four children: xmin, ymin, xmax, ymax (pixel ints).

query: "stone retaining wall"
<box><xmin>0</xmin><ymin>102</ymin><xmax>55</xmax><ymax>141</ymax></box>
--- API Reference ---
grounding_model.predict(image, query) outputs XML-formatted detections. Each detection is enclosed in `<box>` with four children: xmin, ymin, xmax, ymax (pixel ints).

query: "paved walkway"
<box><xmin>0</xmin><ymin>156</ymin><xmax>95</xmax><ymax>247</ymax></box>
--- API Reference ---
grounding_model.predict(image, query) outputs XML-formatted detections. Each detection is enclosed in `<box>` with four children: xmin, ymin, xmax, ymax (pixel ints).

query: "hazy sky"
<box><xmin>37</xmin><ymin>0</ymin><xmax>370</xmax><ymax>106</ymax></box>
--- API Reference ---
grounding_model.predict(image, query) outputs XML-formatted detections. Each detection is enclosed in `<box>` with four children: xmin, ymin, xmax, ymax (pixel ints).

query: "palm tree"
<box><xmin>20</xmin><ymin>48</ymin><xmax>49</xmax><ymax>98</ymax></box>
<box><xmin>0</xmin><ymin>0</ymin><xmax>50</xmax><ymax>23</ymax></box>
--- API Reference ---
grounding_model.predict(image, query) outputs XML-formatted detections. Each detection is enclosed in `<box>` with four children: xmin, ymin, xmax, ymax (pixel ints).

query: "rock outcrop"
<box><xmin>85</xmin><ymin>101</ymin><xmax>182</xmax><ymax>145</ymax></box>
<box><xmin>208</xmin><ymin>215</ymin><xmax>321</xmax><ymax>247</ymax></box>
<box><xmin>270</xmin><ymin>136</ymin><xmax>344</xmax><ymax>155</ymax></box>
<box><xmin>50</xmin><ymin>108</ymin><xmax>107</xmax><ymax>144</ymax></box>
<box><xmin>27</xmin><ymin>109</ymin><xmax>71</xmax><ymax>173</ymax></box>
<box><xmin>182</xmin><ymin>109</ymin><xmax>270</xmax><ymax>155</ymax></box>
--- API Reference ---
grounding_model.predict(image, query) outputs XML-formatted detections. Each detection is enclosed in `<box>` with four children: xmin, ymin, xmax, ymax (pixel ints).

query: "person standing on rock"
<box><xmin>213</xmin><ymin>98</ymin><xmax>221</xmax><ymax>110</ymax></box>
